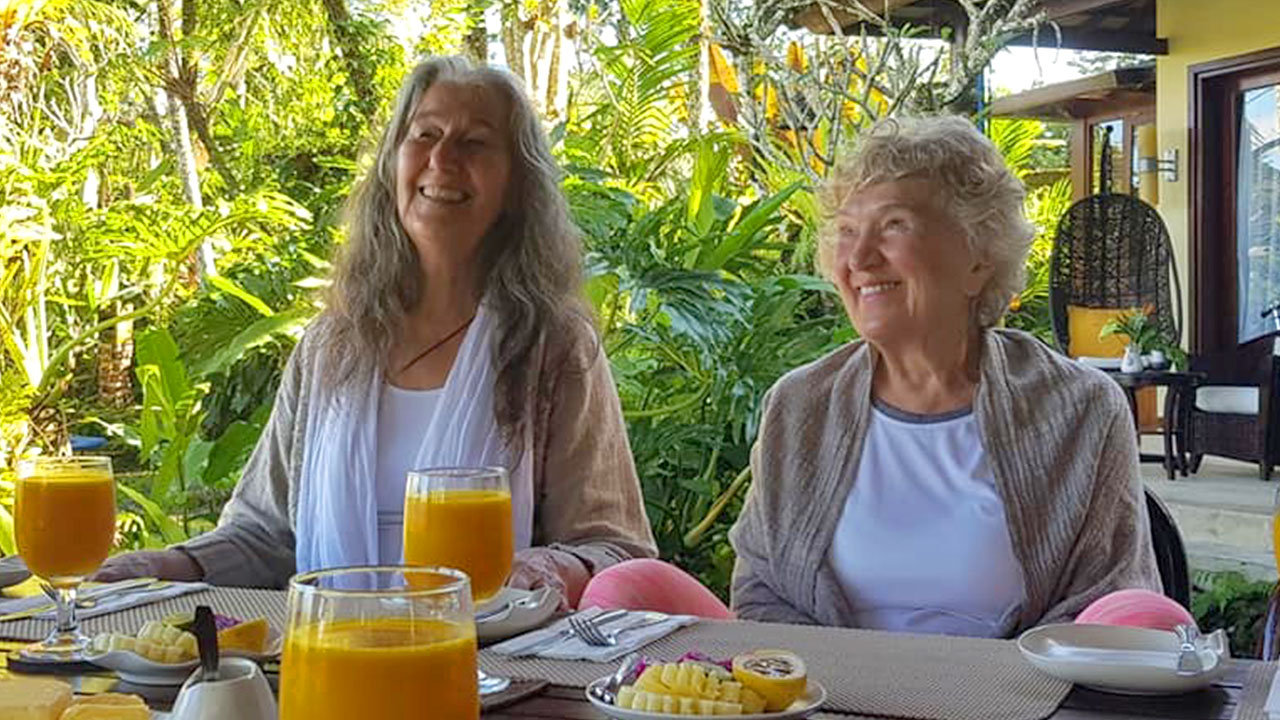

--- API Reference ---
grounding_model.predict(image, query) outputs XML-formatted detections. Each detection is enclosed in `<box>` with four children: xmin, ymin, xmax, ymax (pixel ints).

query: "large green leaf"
<box><xmin>203</xmin><ymin>415</ymin><xmax>266</xmax><ymax>485</ymax></box>
<box><xmin>136</xmin><ymin>328</ymin><xmax>189</xmax><ymax>405</ymax></box>
<box><xmin>207</xmin><ymin>275</ymin><xmax>274</xmax><ymax>317</ymax></box>
<box><xmin>117</xmin><ymin>483</ymin><xmax>188</xmax><ymax>546</ymax></box>
<box><xmin>192</xmin><ymin>307</ymin><xmax>310</xmax><ymax>378</ymax></box>
<box><xmin>698</xmin><ymin>183</ymin><xmax>802</xmax><ymax>272</ymax></box>
<box><xmin>687</xmin><ymin>139</ymin><xmax>730</xmax><ymax>239</ymax></box>
<box><xmin>0</xmin><ymin>504</ymin><xmax>14</xmax><ymax>556</ymax></box>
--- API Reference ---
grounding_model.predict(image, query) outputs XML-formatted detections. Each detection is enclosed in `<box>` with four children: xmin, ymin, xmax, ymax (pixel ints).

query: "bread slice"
<box><xmin>0</xmin><ymin>677</ymin><xmax>73</xmax><ymax>720</ymax></box>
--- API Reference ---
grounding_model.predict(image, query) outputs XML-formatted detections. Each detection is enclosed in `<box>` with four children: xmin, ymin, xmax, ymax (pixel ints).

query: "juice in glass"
<box><xmin>16</xmin><ymin>465</ymin><xmax>115</xmax><ymax>586</ymax></box>
<box><xmin>1273</xmin><ymin>509</ymin><xmax>1280</xmax><ymax>576</ymax></box>
<box><xmin>404</xmin><ymin>488</ymin><xmax>512</xmax><ymax>602</ymax></box>
<box><xmin>281</xmin><ymin>567</ymin><xmax>479</xmax><ymax>720</ymax></box>
<box><xmin>15</xmin><ymin>456</ymin><xmax>115</xmax><ymax>659</ymax></box>
<box><xmin>279</xmin><ymin>618</ymin><xmax>478</xmax><ymax>719</ymax></box>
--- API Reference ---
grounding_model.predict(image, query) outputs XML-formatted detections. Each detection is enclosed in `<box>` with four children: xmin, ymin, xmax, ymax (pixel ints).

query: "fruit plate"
<box><xmin>1017</xmin><ymin>623</ymin><xmax>1228</xmax><ymax>695</ymax></box>
<box><xmin>584</xmin><ymin>677</ymin><xmax>827</xmax><ymax>720</ymax></box>
<box><xmin>87</xmin><ymin>628</ymin><xmax>283</xmax><ymax>686</ymax></box>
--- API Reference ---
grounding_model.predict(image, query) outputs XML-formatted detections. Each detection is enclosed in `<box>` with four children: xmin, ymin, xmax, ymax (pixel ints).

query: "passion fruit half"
<box><xmin>731</xmin><ymin>649</ymin><xmax>807</xmax><ymax>711</ymax></box>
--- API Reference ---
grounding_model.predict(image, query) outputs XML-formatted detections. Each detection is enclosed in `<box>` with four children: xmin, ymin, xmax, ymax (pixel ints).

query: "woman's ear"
<box><xmin>963</xmin><ymin>260</ymin><xmax>994</xmax><ymax>298</ymax></box>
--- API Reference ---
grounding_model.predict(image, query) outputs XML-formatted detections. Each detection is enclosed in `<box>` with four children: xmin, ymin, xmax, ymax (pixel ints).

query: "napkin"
<box><xmin>489</xmin><ymin>606</ymin><xmax>697</xmax><ymax>663</ymax></box>
<box><xmin>0</xmin><ymin>580</ymin><xmax>209</xmax><ymax>621</ymax></box>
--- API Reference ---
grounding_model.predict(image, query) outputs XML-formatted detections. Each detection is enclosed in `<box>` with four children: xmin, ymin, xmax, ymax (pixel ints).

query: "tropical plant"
<box><xmin>1192</xmin><ymin>570</ymin><xmax>1274</xmax><ymax>658</ymax></box>
<box><xmin>1100</xmin><ymin>309</ymin><xmax>1160</xmax><ymax>353</ymax></box>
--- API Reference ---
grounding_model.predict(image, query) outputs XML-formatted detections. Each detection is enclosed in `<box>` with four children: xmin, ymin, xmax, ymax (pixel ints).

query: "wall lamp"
<box><xmin>1136</xmin><ymin>149</ymin><xmax>1179</xmax><ymax>182</ymax></box>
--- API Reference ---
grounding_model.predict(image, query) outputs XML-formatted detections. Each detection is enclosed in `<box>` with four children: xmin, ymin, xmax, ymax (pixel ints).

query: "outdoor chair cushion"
<box><xmin>1066</xmin><ymin>305</ymin><xmax>1138</xmax><ymax>358</ymax></box>
<box><xmin>1194</xmin><ymin>386</ymin><xmax>1260</xmax><ymax>415</ymax></box>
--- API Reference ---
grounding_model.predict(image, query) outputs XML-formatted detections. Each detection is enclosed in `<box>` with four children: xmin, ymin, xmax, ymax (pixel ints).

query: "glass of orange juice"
<box><xmin>280</xmin><ymin>566</ymin><xmax>479</xmax><ymax>720</ymax></box>
<box><xmin>404</xmin><ymin>466</ymin><xmax>512</xmax><ymax>694</ymax></box>
<box><xmin>15</xmin><ymin>456</ymin><xmax>116</xmax><ymax>659</ymax></box>
<box><xmin>1272</xmin><ymin>487</ymin><xmax>1280</xmax><ymax>576</ymax></box>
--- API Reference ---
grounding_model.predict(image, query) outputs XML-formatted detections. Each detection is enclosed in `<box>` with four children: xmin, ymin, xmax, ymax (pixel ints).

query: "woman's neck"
<box><xmin>405</xmin><ymin>256</ymin><xmax>482</xmax><ymax>335</ymax></box>
<box><xmin>871</xmin><ymin>324</ymin><xmax>982</xmax><ymax>415</ymax></box>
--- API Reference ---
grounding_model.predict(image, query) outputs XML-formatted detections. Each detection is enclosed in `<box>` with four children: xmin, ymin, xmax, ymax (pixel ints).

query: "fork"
<box><xmin>507</xmin><ymin>608</ymin><xmax>629</xmax><ymax>657</ymax></box>
<box><xmin>572</xmin><ymin>613</ymin><xmax>671</xmax><ymax>647</ymax></box>
<box><xmin>1174</xmin><ymin>623</ymin><xmax>1203</xmax><ymax>676</ymax></box>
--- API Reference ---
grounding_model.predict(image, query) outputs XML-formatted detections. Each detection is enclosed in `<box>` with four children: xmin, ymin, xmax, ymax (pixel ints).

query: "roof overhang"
<box><xmin>789</xmin><ymin>0</ymin><xmax>1167</xmax><ymax>55</ymax></box>
<box><xmin>988</xmin><ymin>64</ymin><xmax>1155</xmax><ymax>120</ymax></box>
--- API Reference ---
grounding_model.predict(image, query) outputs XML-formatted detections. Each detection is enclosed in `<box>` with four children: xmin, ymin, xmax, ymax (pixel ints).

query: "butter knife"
<box><xmin>0</xmin><ymin>577</ymin><xmax>158</xmax><ymax>622</ymax></box>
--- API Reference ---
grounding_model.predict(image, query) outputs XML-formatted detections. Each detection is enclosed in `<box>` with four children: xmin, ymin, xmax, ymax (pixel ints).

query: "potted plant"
<box><xmin>1100</xmin><ymin>310</ymin><xmax>1159</xmax><ymax>373</ymax></box>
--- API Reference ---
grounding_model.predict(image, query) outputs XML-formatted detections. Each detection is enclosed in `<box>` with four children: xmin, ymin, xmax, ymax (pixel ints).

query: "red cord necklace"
<box><xmin>398</xmin><ymin>315</ymin><xmax>476</xmax><ymax>374</ymax></box>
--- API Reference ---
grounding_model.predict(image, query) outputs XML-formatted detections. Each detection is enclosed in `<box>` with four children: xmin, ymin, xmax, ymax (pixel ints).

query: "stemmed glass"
<box><xmin>404</xmin><ymin>466</ymin><xmax>513</xmax><ymax>694</ymax></box>
<box><xmin>15</xmin><ymin>456</ymin><xmax>116</xmax><ymax>660</ymax></box>
<box><xmin>280</xmin><ymin>566</ymin><xmax>479</xmax><ymax>719</ymax></box>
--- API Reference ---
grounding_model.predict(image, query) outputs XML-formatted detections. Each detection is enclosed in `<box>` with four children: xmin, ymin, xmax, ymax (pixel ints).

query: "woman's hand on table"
<box><xmin>92</xmin><ymin>549</ymin><xmax>203</xmax><ymax>582</ymax></box>
<box><xmin>507</xmin><ymin>547</ymin><xmax>589</xmax><ymax>610</ymax></box>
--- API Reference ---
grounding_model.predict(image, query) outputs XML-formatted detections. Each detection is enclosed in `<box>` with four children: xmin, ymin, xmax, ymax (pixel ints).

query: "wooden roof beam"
<box><xmin>1007</xmin><ymin>27</ymin><xmax>1167</xmax><ymax>54</ymax></box>
<box><xmin>1039</xmin><ymin>0</ymin><xmax>1138</xmax><ymax>20</ymax></box>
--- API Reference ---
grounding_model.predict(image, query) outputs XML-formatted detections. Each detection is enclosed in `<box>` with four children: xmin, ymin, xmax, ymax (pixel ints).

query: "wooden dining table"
<box><xmin>0</xmin><ymin>639</ymin><xmax>1267</xmax><ymax>720</ymax></box>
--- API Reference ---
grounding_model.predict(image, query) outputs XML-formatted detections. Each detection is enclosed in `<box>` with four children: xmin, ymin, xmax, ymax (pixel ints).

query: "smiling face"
<box><xmin>395</xmin><ymin>80</ymin><xmax>513</xmax><ymax>268</ymax></box>
<box><xmin>830</xmin><ymin>178</ymin><xmax>992</xmax><ymax>349</ymax></box>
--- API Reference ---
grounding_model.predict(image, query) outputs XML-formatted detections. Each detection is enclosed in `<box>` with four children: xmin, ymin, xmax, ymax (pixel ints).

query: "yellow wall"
<box><xmin>1155</xmin><ymin>0</ymin><xmax>1280</xmax><ymax>346</ymax></box>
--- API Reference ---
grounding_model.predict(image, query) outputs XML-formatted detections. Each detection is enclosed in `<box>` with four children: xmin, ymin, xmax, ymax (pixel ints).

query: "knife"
<box><xmin>0</xmin><ymin>577</ymin><xmax>158</xmax><ymax>622</ymax></box>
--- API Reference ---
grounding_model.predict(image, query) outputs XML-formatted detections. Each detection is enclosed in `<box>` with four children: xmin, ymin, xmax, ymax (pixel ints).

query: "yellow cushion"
<box><xmin>1067</xmin><ymin>305</ymin><xmax>1139</xmax><ymax>358</ymax></box>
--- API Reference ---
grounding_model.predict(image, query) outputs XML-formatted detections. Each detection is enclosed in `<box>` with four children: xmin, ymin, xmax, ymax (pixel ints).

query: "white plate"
<box><xmin>476</xmin><ymin>586</ymin><xmax>559</xmax><ymax>643</ymax></box>
<box><xmin>0</xmin><ymin>555</ymin><xmax>30</xmax><ymax>589</ymax></box>
<box><xmin>88</xmin><ymin>628</ymin><xmax>283</xmax><ymax>686</ymax></box>
<box><xmin>1017</xmin><ymin>623</ymin><xmax>1229</xmax><ymax>695</ymax></box>
<box><xmin>585</xmin><ymin>677</ymin><xmax>826</xmax><ymax>720</ymax></box>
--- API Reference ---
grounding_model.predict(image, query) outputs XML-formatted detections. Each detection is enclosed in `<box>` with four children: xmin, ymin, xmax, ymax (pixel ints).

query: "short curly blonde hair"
<box><xmin>816</xmin><ymin>116</ymin><xmax>1035</xmax><ymax>329</ymax></box>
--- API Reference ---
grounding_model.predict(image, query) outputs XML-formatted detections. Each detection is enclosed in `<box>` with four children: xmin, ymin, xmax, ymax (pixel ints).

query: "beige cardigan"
<box><xmin>181</xmin><ymin>317</ymin><xmax>657</xmax><ymax>588</ymax></box>
<box><xmin>728</xmin><ymin>329</ymin><xmax>1161</xmax><ymax>635</ymax></box>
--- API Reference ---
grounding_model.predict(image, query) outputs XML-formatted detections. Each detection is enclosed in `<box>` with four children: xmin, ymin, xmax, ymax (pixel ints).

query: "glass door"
<box><xmin>1236</xmin><ymin>75</ymin><xmax>1280</xmax><ymax>343</ymax></box>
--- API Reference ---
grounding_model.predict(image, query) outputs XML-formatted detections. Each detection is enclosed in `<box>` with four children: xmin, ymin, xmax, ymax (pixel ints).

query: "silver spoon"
<box><xmin>476</xmin><ymin>586</ymin><xmax>552</xmax><ymax>623</ymax></box>
<box><xmin>590</xmin><ymin>652</ymin><xmax>642</xmax><ymax>704</ymax></box>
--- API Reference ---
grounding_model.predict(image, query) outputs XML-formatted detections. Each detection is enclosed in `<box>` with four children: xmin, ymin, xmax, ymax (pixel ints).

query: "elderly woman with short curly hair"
<box><xmin>97</xmin><ymin>56</ymin><xmax>656</xmax><ymax>604</ymax></box>
<box><xmin>728</xmin><ymin>116</ymin><xmax>1160</xmax><ymax>636</ymax></box>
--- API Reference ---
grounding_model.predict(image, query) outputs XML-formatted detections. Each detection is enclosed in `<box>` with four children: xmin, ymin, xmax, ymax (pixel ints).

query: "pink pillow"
<box><xmin>579</xmin><ymin>559</ymin><xmax>735</xmax><ymax>619</ymax></box>
<box><xmin>1075</xmin><ymin>589</ymin><xmax>1195</xmax><ymax>631</ymax></box>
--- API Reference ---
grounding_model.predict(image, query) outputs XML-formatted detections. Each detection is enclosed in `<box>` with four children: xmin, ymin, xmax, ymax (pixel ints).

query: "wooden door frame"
<box><xmin>1189</xmin><ymin>46</ymin><xmax>1280</xmax><ymax>353</ymax></box>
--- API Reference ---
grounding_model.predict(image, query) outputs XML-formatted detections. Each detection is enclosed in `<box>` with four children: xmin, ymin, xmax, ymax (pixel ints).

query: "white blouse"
<box><xmin>827</xmin><ymin>400</ymin><xmax>1026</xmax><ymax>637</ymax></box>
<box><xmin>373</xmin><ymin>383</ymin><xmax>442</xmax><ymax>564</ymax></box>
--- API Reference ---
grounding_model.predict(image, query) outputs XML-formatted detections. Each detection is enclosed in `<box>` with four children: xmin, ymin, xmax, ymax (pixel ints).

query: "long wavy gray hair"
<box><xmin>323</xmin><ymin>56</ymin><xmax>588</xmax><ymax>443</ymax></box>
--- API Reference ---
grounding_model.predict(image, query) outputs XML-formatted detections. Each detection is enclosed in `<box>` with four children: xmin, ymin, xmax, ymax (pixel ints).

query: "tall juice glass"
<box><xmin>403</xmin><ymin>466</ymin><xmax>512</xmax><ymax>604</ymax></box>
<box><xmin>15</xmin><ymin>456</ymin><xmax>116</xmax><ymax>659</ymax></box>
<box><xmin>1273</xmin><ymin>487</ymin><xmax>1280</xmax><ymax>576</ymax></box>
<box><xmin>280</xmin><ymin>566</ymin><xmax>479</xmax><ymax>720</ymax></box>
<box><xmin>404</xmin><ymin>466</ymin><xmax>512</xmax><ymax>694</ymax></box>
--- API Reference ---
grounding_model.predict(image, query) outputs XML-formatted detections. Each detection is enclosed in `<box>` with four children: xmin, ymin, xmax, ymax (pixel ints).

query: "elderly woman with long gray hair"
<box><xmin>729</xmin><ymin>116</ymin><xmax>1162</xmax><ymax>637</ymax></box>
<box><xmin>96</xmin><ymin>56</ymin><xmax>657</xmax><ymax>604</ymax></box>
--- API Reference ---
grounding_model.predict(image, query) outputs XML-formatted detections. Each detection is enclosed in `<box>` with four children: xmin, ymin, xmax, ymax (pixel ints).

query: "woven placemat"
<box><xmin>0</xmin><ymin>587</ymin><xmax>287</xmax><ymax>641</ymax></box>
<box><xmin>1231</xmin><ymin>661</ymin><xmax>1278</xmax><ymax>720</ymax></box>
<box><xmin>479</xmin><ymin>619</ymin><xmax>1070</xmax><ymax>720</ymax></box>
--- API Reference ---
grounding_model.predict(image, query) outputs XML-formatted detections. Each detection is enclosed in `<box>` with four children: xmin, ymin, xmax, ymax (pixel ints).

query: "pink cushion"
<box><xmin>1075</xmin><ymin>589</ymin><xmax>1195</xmax><ymax>631</ymax></box>
<box><xmin>579</xmin><ymin>559</ymin><xmax>735</xmax><ymax>619</ymax></box>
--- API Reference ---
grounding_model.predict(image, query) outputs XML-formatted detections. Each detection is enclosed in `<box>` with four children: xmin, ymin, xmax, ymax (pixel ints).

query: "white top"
<box><xmin>374</xmin><ymin>383</ymin><xmax>442</xmax><ymax>564</ymax></box>
<box><xmin>828</xmin><ymin>401</ymin><xmax>1025</xmax><ymax>638</ymax></box>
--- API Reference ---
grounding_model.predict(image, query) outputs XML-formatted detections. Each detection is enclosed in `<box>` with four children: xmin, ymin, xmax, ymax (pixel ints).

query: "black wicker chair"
<box><xmin>1184</xmin><ymin>336</ymin><xmax>1280</xmax><ymax>481</ymax></box>
<box><xmin>1145</xmin><ymin>490</ymin><xmax>1190</xmax><ymax>609</ymax></box>
<box><xmin>1049</xmin><ymin>193</ymin><xmax>1182</xmax><ymax>354</ymax></box>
